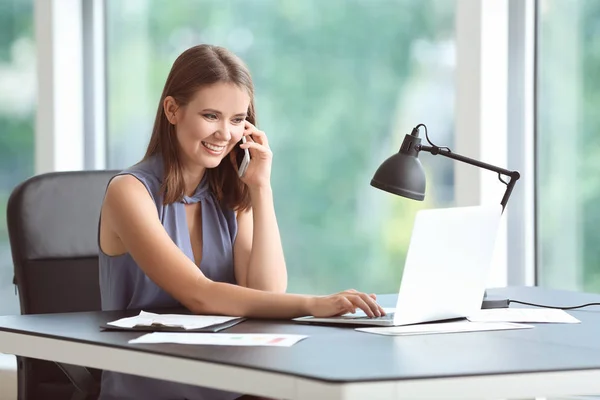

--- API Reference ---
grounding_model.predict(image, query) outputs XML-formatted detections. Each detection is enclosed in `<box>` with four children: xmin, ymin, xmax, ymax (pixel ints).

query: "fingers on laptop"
<box><xmin>344</xmin><ymin>290</ymin><xmax>382</xmax><ymax>318</ymax></box>
<box><xmin>368</xmin><ymin>293</ymin><xmax>386</xmax><ymax>316</ymax></box>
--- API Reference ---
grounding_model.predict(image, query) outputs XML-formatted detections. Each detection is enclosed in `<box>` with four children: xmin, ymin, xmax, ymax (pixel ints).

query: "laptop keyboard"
<box><xmin>352</xmin><ymin>312</ymin><xmax>395</xmax><ymax>321</ymax></box>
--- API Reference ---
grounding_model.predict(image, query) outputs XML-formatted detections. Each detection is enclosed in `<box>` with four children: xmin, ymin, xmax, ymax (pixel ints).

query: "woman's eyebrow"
<box><xmin>201</xmin><ymin>108</ymin><xmax>247</xmax><ymax>117</ymax></box>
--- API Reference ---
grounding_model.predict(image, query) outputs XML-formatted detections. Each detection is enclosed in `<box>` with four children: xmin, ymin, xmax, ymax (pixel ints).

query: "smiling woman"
<box><xmin>97</xmin><ymin>44</ymin><xmax>384</xmax><ymax>400</ymax></box>
<box><xmin>142</xmin><ymin>46</ymin><xmax>255</xmax><ymax>208</ymax></box>
<box><xmin>106</xmin><ymin>0</ymin><xmax>456</xmax><ymax>299</ymax></box>
<box><xmin>164</xmin><ymin>83</ymin><xmax>249</xmax><ymax>167</ymax></box>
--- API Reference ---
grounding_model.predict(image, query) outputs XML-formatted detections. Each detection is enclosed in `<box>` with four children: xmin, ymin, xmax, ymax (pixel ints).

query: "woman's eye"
<box><xmin>232</xmin><ymin>118</ymin><xmax>244</xmax><ymax>124</ymax></box>
<box><xmin>203</xmin><ymin>114</ymin><xmax>217</xmax><ymax>120</ymax></box>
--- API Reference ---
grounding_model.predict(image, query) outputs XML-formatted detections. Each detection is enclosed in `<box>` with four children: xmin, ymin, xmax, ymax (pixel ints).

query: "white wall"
<box><xmin>455</xmin><ymin>0</ymin><xmax>509</xmax><ymax>288</ymax></box>
<box><xmin>35</xmin><ymin>0</ymin><xmax>85</xmax><ymax>174</ymax></box>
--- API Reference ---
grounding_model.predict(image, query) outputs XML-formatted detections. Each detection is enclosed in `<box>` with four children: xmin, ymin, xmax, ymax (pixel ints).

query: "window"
<box><xmin>0</xmin><ymin>0</ymin><xmax>35</xmax><ymax>315</ymax></box>
<box><xmin>537</xmin><ymin>0</ymin><xmax>600</xmax><ymax>291</ymax></box>
<box><xmin>106</xmin><ymin>0</ymin><xmax>456</xmax><ymax>294</ymax></box>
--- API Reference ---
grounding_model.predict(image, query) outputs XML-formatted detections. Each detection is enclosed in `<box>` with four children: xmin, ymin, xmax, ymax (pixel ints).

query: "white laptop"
<box><xmin>294</xmin><ymin>204</ymin><xmax>502</xmax><ymax>327</ymax></box>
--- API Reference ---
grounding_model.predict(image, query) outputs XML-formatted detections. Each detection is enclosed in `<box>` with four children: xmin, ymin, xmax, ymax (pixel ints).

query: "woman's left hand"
<box><xmin>236</xmin><ymin>121</ymin><xmax>273</xmax><ymax>189</ymax></box>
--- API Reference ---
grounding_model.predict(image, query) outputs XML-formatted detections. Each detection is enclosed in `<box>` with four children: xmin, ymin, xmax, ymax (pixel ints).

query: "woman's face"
<box><xmin>167</xmin><ymin>82</ymin><xmax>250</xmax><ymax>170</ymax></box>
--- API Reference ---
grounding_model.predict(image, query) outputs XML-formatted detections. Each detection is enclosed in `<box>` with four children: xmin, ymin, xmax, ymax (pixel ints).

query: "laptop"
<box><xmin>294</xmin><ymin>204</ymin><xmax>502</xmax><ymax>327</ymax></box>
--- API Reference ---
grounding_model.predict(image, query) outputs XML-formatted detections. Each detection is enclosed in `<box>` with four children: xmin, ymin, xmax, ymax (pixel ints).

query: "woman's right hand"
<box><xmin>307</xmin><ymin>289</ymin><xmax>386</xmax><ymax>318</ymax></box>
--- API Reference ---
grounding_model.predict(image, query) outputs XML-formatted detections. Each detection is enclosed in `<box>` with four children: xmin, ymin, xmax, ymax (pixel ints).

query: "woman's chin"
<box><xmin>200</xmin><ymin>156</ymin><xmax>225</xmax><ymax>169</ymax></box>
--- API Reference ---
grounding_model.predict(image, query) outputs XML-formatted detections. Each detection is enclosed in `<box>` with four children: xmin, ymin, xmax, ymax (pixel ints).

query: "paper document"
<box><xmin>129</xmin><ymin>332</ymin><xmax>307</xmax><ymax>347</ymax></box>
<box><xmin>355</xmin><ymin>321</ymin><xmax>533</xmax><ymax>336</ymax></box>
<box><xmin>467</xmin><ymin>308</ymin><xmax>580</xmax><ymax>324</ymax></box>
<box><xmin>107</xmin><ymin>311</ymin><xmax>241</xmax><ymax>330</ymax></box>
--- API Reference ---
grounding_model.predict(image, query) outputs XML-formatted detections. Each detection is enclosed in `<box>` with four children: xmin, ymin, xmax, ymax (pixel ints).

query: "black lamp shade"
<box><xmin>370</xmin><ymin>137</ymin><xmax>426</xmax><ymax>200</ymax></box>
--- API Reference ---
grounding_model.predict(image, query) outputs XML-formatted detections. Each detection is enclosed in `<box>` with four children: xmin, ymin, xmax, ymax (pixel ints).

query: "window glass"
<box><xmin>0</xmin><ymin>0</ymin><xmax>35</xmax><ymax>315</ymax></box>
<box><xmin>106</xmin><ymin>0</ymin><xmax>456</xmax><ymax>294</ymax></box>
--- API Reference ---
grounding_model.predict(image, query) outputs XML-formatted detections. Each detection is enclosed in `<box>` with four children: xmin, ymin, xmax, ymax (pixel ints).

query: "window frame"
<box><xmin>34</xmin><ymin>0</ymin><xmax>537</xmax><ymax>292</ymax></box>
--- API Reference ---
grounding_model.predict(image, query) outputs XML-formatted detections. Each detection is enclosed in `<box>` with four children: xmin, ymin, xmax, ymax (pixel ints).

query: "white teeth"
<box><xmin>202</xmin><ymin>142</ymin><xmax>225</xmax><ymax>152</ymax></box>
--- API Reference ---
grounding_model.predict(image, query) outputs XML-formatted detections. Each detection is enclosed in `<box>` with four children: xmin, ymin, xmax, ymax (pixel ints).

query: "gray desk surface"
<box><xmin>1</xmin><ymin>286</ymin><xmax>600</xmax><ymax>384</ymax></box>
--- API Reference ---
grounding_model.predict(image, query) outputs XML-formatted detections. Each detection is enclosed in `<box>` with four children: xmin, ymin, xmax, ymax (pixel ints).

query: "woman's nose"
<box><xmin>216</xmin><ymin>124</ymin><xmax>232</xmax><ymax>141</ymax></box>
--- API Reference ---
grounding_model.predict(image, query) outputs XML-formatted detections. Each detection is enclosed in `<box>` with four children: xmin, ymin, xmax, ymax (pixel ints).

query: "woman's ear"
<box><xmin>163</xmin><ymin>96</ymin><xmax>179</xmax><ymax>125</ymax></box>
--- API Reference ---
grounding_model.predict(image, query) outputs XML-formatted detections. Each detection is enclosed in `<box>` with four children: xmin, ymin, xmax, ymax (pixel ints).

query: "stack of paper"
<box><xmin>129</xmin><ymin>332</ymin><xmax>307</xmax><ymax>347</ymax></box>
<box><xmin>356</xmin><ymin>321</ymin><xmax>532</xmax><ymax>336</ymax></box>
<box><xmin>104</xmin><ymin>311</ymin><xmax>244</xmax><ymax>332</ymax></box>
<box><xmin>355</xmin><ymin>307</ymin><xmax>581</xmax><ymax>336</ymax></box>
<box><xmin>467</xmin><ymin>308</ymin><xmax>580</xmax><ymax>324</ymax></box>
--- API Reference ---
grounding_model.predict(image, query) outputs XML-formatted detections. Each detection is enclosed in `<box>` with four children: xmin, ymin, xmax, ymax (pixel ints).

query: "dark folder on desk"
<box><xmin>100</xmin><ymin>311</ymin><xmax>245</xmax><ymax>333</ymax></box>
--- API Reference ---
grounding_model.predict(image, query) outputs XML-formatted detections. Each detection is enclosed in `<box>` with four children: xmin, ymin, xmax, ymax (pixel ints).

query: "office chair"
<box><xmin>6</xmin><ymin>169</ymin><xmax>118</xmax><ymax>400</ymax></box>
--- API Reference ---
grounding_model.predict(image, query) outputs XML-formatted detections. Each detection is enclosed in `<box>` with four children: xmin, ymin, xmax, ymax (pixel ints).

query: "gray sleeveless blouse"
<box><xmin>98</xmin><ymin>155</ymin><xmax>241</xmax><ymax>400</ymax></box>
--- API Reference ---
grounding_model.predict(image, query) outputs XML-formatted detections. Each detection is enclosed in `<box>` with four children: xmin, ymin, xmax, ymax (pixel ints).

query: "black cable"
<box><xmin>509</xmin><ymin>299</ymin><xmax>600</xmax><ymax>310</ymax></box>
<box><xmin>414</xmin><ymin>124</ymin><xmax>510</xmax><ymax>189</ymax></box>
<box><xmin>414</xmin><ymin>123</ymin><xmax>451</xmax><ymax>152</ymax></box>
<box><xmin>498</xmin><ymin>173</ymin><xmax>508</xmax><ymax>186</ymax></box>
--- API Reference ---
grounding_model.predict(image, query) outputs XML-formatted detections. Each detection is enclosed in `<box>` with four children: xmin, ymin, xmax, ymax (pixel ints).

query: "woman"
<box><xmin>98</xmin><ymin>44</ymin><xmax>384</xmax><ymax>399</ymax></box>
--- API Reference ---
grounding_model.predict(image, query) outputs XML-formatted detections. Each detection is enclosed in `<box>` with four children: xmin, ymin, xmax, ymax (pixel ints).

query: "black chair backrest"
<box><xmin>7</xmin><ymin>170</ymin><xmax>117</xmax><ymax>314</ymax></box>
<box><xmin>6</xmin><ymin>170</ymin><xmax>118</xmax><ymax>400</ymax></box>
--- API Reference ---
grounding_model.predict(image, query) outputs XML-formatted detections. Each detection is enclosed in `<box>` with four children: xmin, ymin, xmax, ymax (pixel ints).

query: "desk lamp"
<box><xmin>370</xmin><ymin>123</ymin><xmax>520</xmax><ymax>309</ymax></box>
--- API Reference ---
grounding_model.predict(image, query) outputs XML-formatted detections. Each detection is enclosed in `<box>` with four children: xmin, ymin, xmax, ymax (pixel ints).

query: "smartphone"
<box><xmin>237</xmin><ymin>136</ymin><xmax>250</xmax><ymax>178</ymax></box>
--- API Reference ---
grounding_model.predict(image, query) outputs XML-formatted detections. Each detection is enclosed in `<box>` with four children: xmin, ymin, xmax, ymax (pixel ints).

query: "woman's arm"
<box><xmin>232</xmin><ymin>121</ymin><xmax>288</xmax><ymax>293</ymax></box>
<box><xmin>102</xmin><ymin>175</ymin><xmax>383</xmax><ymax>318</ymax></box>
<box><xmin>233</xmin><ymin>186</ymin><xmax>287</xmax><ymax>292</ymax></box>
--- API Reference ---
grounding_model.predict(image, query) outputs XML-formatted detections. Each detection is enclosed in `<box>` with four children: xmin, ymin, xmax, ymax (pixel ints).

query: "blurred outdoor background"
<box><xmin>0</xmin><ymin>0</ymin><xmax>598</xmax><ymax>314</ymax></box>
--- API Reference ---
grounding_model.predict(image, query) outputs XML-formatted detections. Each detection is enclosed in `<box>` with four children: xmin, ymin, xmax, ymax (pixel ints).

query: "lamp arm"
<box><xmin>418</xmin><ymin>144</ymin><xmax>520</xmax><ymax>212</ymax></box>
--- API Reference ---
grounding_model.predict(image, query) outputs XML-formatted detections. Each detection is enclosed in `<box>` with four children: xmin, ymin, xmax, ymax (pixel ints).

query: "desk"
<box><xmin>1</xmin><ymin>286</ymin><xmax>600</xmax><ymax>399</ymax></box>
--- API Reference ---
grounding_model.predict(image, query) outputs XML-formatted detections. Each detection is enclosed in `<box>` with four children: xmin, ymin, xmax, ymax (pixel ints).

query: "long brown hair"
<box><xmin>144</xmin><ymin>44</ymin><xmax>254</xmax><ymax>211</ymax></box>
